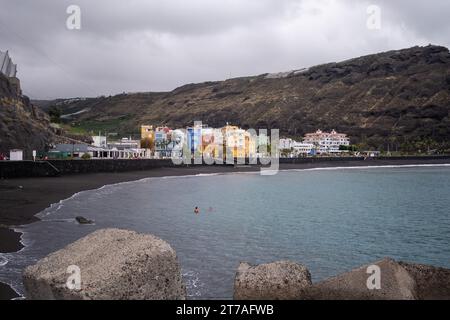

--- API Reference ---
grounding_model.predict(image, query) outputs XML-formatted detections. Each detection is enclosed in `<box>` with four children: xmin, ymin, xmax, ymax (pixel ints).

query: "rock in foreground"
<box><xmin>23</xmin><ymin>228</ymin><xmax>186</xmax><ymax>300</ymax></box>
<box><xmin>234</xmin><ymin>261</ymin><xmax>312</xmax><ymax>300</ymax></box>
<box><xmin>303</xmin><ymin>258</ymin><xmax>450</xmax><ymax>300</ymax></box>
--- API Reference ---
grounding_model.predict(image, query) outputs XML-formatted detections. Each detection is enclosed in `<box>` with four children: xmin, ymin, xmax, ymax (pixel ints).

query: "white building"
<box><xmin>107</xmin><ymin>137</ymin><xmax>140</xmax><ymax>150</ymax></box>
<box><xmin>279</xmin><ymin>138</ymin><xmax>295</xmax><ymax>150</ymax></box>
<box><xmin>292</xmin><ymin>142</ymin><xmax>314</xmax><ymax>155</ymax></box>
<box><xmin>303</xmin><ymin>129</ymin><xmax>350</xmax><ymax>154</ymax></box>
<box><xmin>50</xmin><ymin>143</ymin><xmax>150</xmax><ymax>159</ymax></box>
<box><xmin>279</xmin><ymin>139</ymin><xmax>314</xmax><ymax>157</ymax></box>
<box><xmin>9</xmin><ymin>149</ymin><xmax>23</xmax><ymax>161</ymax></box>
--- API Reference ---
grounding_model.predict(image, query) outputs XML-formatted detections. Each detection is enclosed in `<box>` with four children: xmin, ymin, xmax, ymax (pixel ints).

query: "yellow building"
<box><xmin>140</xmin><ymin>125</ymin><xmax>155</xmax><ymax>150</ymax></box>
<box><xmin>141</xmin><ymin>125</ymin><xmax>154</xmax><ymax>140</ymax></box>
<box><xmin>221</xmin><ymin>125</ymin><xmax>256</xmax><ymax>159</ymax></box>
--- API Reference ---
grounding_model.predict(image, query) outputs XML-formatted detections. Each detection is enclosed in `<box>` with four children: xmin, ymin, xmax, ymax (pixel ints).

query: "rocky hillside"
<box><xmin>0</xmin><ymin>74</ymin><xmax>72</xmax><ymax>158</ymax></box>
<box><xmin>36</xmin><ymin>45</ymin><xmax>450</xmax><ymax>152</ymax></box>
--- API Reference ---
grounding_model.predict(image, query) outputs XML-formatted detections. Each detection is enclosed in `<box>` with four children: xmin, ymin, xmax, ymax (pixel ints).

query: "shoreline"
<box><xmin>1</xmin><ymin>158</ymin><xmax>450</xmax><ymax>299</ymax></box>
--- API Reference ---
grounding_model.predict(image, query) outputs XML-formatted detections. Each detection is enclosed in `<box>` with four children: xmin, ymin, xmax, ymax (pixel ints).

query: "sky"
<box><xmin>0</xmin><ymin>0</ymin><xmax>449</xmax><ymax>99</ymax></box>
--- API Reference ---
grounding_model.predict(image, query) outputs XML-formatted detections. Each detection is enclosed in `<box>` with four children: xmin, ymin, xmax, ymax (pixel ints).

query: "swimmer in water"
<box><xmin>194</xmin><ymin>207</ymin><xmax>200</xmax><ymax>214</ymax></box>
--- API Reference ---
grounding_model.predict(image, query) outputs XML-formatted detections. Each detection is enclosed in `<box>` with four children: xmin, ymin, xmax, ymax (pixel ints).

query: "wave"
<box><xmin>182</xmin><ymin>270</ymin><xmax>204</xmax><ymax>298</ymax></box>
<box><xmin>36</xmin><ymin>190</ymin><xmax>89</xmax><ymax>219</ymax></box>
<box><xmin>10</xmin><ymin>227</ymin><xmax>32</xmax><ymax>249</ymax></box>
<box><xmin>8</xmin><ymin>282</ymin><xmax>24</xmax><ymax>300</ymax></box>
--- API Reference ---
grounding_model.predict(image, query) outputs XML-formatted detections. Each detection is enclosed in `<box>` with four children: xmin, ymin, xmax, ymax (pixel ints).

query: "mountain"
<box><xmin>0</xmin><ymin>74</ymin><xmax>75</xmax><ymax>158</ymax></box>
<box><xmin>35</xmin><ymin>45</ymin><xmax>450</xmax><ymax>152</ymax></box>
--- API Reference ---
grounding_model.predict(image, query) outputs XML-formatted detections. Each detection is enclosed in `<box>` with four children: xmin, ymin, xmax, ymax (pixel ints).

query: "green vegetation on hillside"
<box><xmin>66</xmin><ymin>115</ymin><xmax>135</xmax><ymax>135</ymax></box>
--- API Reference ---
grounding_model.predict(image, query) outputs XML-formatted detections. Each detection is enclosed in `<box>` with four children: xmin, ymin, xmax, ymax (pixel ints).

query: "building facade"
<box><xmin>141</xmin><ymin>125</ymin><xmax>155</xmax><ymax>141</ymax></box>
<box><xmin>140</xmin><ymin>124</ymin><xmax>262</xmax><ymax>160</ymax></box>
<box><xmin>293</xmin><ymin>142</ymin><xmax>314</xmax><ymax>156</ymax></box>
<box><xmin>154</xmin><ymin>126</ymin><xmax>173</xmax><ymax>158</ymax></box>
<box><xmin>303</xmin><ymin>129</ymin><xmax>350</xmax><ymax>154</ymax></box>
<box><xmin>92</xmin><ymin>136</ymin><xmax>107</xmax><ymax>148</ymax></box>
<box><xmin>221</xmin><ymin>125</ymin><xmax>256</xmax><ymax>159</ymax></box>
<box><xmin>48</xmin><ymin>142</ymin><xmax>150</xmax><ymax>160</ymax></box>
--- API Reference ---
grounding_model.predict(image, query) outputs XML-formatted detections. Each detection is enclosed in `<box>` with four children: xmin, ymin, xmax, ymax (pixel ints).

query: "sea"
<box><xmin>1</xmin><ymin>165</ymin><xmax>449</xmax><ymax>299</ymax></box>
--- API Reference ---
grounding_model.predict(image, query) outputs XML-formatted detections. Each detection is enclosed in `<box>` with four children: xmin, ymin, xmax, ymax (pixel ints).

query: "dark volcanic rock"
<box><xmin>0</xmin><ymin>74</ymin><xmax>71</xmax><ymax>158</ymax></box>
<box><xmin>75</xmin><ymin>216</ymin><xmax>94</xmax><ymax>225</ymax></box>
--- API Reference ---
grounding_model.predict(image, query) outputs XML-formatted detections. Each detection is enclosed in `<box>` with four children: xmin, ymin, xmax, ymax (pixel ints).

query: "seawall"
<box><xmin>0</xmin><ymin>159</ymin><xmax>177</xmax><ymax>178</ymax></box>
<box><xmin>1</xmin><ymin>155</ymin><xmax>450</xmax><ymax>179</ymax></box>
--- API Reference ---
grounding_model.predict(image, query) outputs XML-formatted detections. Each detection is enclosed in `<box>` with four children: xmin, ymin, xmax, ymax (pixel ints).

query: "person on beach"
<box><xmin>194</xmin><ymin>207</ymin><xmax>200</xmax><ymax>214</ymax></box>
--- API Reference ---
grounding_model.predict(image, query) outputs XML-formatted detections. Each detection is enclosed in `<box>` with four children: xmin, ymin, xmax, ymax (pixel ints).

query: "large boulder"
<box><xmin>303</xmin><ymin>258</ymin><xmax>450</xmax><ymax>300</ymax></box>
<box><xmin>22</xmin><ymin>228</ymin><xmax>186</xmax><ymax>300</ymax></box>
<box><xmin>234</xmin><ymin>261</ymin><xmax>312</xmax><ymax>300</ymax></box>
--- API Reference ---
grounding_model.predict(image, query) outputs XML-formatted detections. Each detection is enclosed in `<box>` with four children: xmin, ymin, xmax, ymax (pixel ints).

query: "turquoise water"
<box><xmin>1</xmin><ymin>166</ymin><xmax>450</xmax><ymax>299</ymax></box>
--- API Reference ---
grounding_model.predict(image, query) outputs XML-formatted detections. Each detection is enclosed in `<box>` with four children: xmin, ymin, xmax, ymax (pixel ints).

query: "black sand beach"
<box><xmin>1</xmin><ymin>158</ymin><xmax>450</xmax><ymax>299</ymax></box>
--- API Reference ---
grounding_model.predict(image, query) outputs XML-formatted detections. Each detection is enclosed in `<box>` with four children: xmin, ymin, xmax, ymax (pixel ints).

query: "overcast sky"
<box><xmin>1</xmin><ymin>0</ymin><xmax>449</xmax><ymax>99</ymax></box>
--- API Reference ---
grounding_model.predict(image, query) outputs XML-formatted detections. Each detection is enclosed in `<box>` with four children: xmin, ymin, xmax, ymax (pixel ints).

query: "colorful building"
<box><xmin>140</xmin><ymin>123</ymin><xmax>259</xmax><ymax>160</ymax></box>
<box><xmin>221</xmin><ymin>124</ymin><xmax>257</xmax><ymax>159</ymax></box>
<box><xmin>154</xmin><ymin>126</ymin><xmax>173</xmax><ymax>158</ymax></box>
<box><xmin>141</xmin><ymin>125</ymin><xmax>155</xmax><ymax>141</ymax></box>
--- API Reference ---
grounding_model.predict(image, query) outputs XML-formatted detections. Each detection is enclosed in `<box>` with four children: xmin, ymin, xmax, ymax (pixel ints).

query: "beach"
<box><xmin>1</xmin><ymin>157</ymin><xmax>450</xmax><ymax>299</ymax></box>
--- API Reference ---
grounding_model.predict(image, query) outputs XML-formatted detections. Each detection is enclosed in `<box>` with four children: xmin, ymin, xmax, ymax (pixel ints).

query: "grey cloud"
<box><xmin>0</xmin><ymin>0</ymin><xmax>449</xmax><ymax>99</ymax></box>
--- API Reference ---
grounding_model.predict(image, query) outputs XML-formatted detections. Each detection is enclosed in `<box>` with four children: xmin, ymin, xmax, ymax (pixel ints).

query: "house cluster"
<box><xmin>4</xmin><ymin>125</ymin><xmax>350</xmax><ymax>161</ymax></box>
<box><xmin>279</xmin><ymin>129</ymin><xmax>350</xmax><ymax>157</ymax></box>
<box><xmin>46</xmin><ymin>123</ymin><xmax>274</xmax><ymax>160</ymax></box>
<box><xmin>141</xmin><ymin>124</ymin><xmax>267</xmax><ymax>160</ymax></box>
<box><xmin>47</xmin><ymin>137</ymin><xmax>149</xmax><ymax>160</ymax></box>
